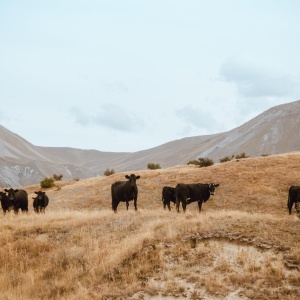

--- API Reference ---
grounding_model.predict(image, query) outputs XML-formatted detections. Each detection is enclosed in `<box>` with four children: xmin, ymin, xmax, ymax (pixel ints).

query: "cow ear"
<box><xmin>215</xmin><ymin>184</ymin><xmax>219</xmax><ymax>187</ymax></box>
<box><xmin>14</xmin><ymin>189</ymin><xmax>19</xmax><ymax>192</ymax></box>
<box><xmin>125</xmin><ymin>175</ymin><xmax>130</xmax><ymax>179</ymax></box>
<box><xmin>136</xmin><ymin>175</ymin><xmax>140</xmax><ymax>179</ymax></box>
<box><xmin>42</xmin><ymin>192</ymin><xmax>45</xmax><ymax>195</ymax></box>
<box><xmin>4</xmin><ymin>189</ymin><xmax>8</xmax><ymax>192</ymax></box>
<box><xmin>35</xmin><ymin>191</ymin><xmax>38</xmax><ymax>194</ymax></box>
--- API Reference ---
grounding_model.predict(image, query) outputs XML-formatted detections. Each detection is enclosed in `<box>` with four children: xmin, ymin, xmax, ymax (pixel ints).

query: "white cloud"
<box><xmin>69</xmin><ymin>104</ymin><xmax>143</xmax><ymax>132</ymax></box>
<box><xmin>220</xmin><ymin>55</ymin><xmax>298</xmax><ymax>98</ymax></box>
<box><xmin>176</xmin><ymin>106</ymin><xmax>222</xmax><ymax>134</ymax></box>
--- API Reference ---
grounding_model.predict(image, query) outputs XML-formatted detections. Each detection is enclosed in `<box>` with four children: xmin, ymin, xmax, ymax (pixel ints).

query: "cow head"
<box><xmin>125</xmin><ymin>174</ymin><xmax>140</xmax><ymax>187</ymax></box>
<box><xmin>4</xmin><ymin>188</ymin><xmax>19</xmax><ymax>201</ymax></box>
<box><xmin>208</xmin><ymin>183</ymin><xmax>219</xmax><ymax>195</ymax></box>
<box><xmin>35</xmin><ymin>191</ymin><xmax>46</xmax><ymax>200</ymax></box>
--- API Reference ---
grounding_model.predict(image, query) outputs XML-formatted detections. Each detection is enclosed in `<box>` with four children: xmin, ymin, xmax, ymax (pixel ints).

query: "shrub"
<box><xmin>40</xmin><ymin>177</ymin><xmax>55</xmax><ymax>189</ymax></box>
<box><xmin>188</xmin><ymin>158</ymin><xmax>214</xmax><ymax>167</ymax></box>
<box><xmin>235</xmin><ymin>152</ymin><xmax>249</xmax><ymax>159</ymax></box>
<box><xmin>104</xmin><ymin>168</ymin><xmax>115</xmax><ymax>176</ymax></box>
<box><xmin>220</xmin><ymin>155</ymin><xmax>234</xmax><ymax>163</ymax></box>
<box><xmin>147</xmin><ymin>163</ymin><xmax>161</xmax><ymax>170</ymax></box>
<box><xmin>188</xmin><ymin>160</ymin><xmax>200</xmax><ymax>166</ymax></box>
<box><xmin>53</xmin><ymin>173</ymin><xmax>63</xmax><ymax>181</ymax></box>
<box><xmin>198</xmin><ymin>157</ymin><xmax>214</xmax><ymax>167</ymax></box>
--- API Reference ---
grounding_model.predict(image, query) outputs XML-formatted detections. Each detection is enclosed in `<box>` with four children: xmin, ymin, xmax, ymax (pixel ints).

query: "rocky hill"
<box><xmin>1</xmin><ymin>100</ymin><xmax>300</xmax><ymax>186</ymax></box>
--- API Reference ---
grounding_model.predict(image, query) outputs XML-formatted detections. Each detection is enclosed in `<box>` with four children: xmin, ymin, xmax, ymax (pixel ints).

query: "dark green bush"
<box><xmin>147</xmin><ymin>163</ymin><xmax>161</xmax><ymax>170</ymax></box>
<box><xmin>40</xmin><ymin>177</ymin><xmax>55</xmax><ymax>189</ymax></box>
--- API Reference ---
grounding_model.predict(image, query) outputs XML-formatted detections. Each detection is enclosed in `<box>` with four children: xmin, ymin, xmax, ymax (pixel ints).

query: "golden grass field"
<box><xmin>1</xmin><ymin>152</ymin><xmax>300</xmax><ymax>299</ymax></box>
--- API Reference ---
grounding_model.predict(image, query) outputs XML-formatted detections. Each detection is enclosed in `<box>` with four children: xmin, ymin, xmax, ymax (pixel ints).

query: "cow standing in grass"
<box><xmin>111</xmin><ymin>174</ymin><xmax>140</xmax><ymax>212</ymax></box>
<box><xmin>175</xmin><ymin>183</ymin><xmax>219</xmax><ymax>213</ymax></box>
<box><xmin>0</xmin><ymin>191</ymin><xmax>13</xmax><ymax>215</ymax></box>
<box><xmin>287</xmin><ymin>186</ymin><xmax>300</xmax><ymax>216</ymax></box>
<box><xmin>4</xmin><ymin>188</ymin><xmax>28</xmax><ymax>214</ymax></box>
<box><xmin>162</xmin><ymin>186</ymin><xmax>176</xmax><ymax>211</ymax></box>
<box><xmin>33</xmin><ymin>191</ymin><xmax>49</xmax><ymax>213</ymax></box>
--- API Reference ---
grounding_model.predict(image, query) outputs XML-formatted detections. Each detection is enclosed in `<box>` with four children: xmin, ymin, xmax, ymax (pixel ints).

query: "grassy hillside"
<box><xmin>1</xmin><ymin>152</ymin><xmax>300</xmax><ymax>299</ymax></box>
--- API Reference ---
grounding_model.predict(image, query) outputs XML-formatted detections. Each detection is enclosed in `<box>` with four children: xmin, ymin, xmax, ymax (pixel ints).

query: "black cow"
<box><xmin>162</xmin><ymin>186</ymin><xmax>176</xmax><ymax>211</ymax></box>
<box><xmin>33</xmin><ymin>191</ymin><xmax>49</xmax><ymax>213</ymax></box>
<box><xmin>4</xmin><ymin>188</ymin><xmax>28</xmax><ymax>214</ymax></box>
<box><xmin>111</xmin><ymin>174</ymin><xmax>140</xmax><ymax>212</ymax></box>
<box><xmin>287</xmin><ymin>186</ymin><xmax>300</xmax><ymax>215</ymax></box>
<box><xmin>0</xmin><ymin>191</ymin><xmax>13</xmax><ymax>215</ymax></box>
<box><xmin>175</xmin><ymin>183</ymin><xmax>219</xmax><ymax>213</ymax></box>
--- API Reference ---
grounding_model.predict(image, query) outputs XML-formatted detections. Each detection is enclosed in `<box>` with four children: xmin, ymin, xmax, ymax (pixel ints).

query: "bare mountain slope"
<box><xmin>1</xmin><ymin>100</ymin><xmax>300</xmax><ymax>186</ymax></box>
<box><xmin>84</xmin><ymin>100</ymin><xmax>300</xmax><ymax>172</ymax></box>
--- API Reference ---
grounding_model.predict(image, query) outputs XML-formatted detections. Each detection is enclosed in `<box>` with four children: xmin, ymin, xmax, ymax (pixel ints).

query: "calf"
<box><xmin>33</xmin><ymin>191</ymin><xmax>49</xmax><ymax>213</ymax></box>
<box><xmin>0</xmin><ymin>191</ymin><xmax>13</xmax><ymax>215</ymax></box>
<box><xmin>4</xmin><ymin>188</ymin><xmax>28</xmax><ymax>214</ymax></box>
<box><xmin>287</xmin><ymin>186</ymin><xmax>300</xmax><ymax>215</ymax></box>
<box><xmin>162</xmin><ymin>186</ymin><xmax>176</xmax><ymax>211</ymax></box>
<box><xmin>111</xmin><ymin>174</ymin><xmax>140</xmax><ymax>212</ymax></box>
<box><xmin>175</xmin><ymin>183</ymin><xmax>219</xmax><ymax>212</ymax></box>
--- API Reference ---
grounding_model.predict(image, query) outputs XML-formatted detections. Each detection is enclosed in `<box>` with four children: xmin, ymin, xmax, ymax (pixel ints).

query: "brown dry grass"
<box><xmin>1</xmin><ymin>152</ymin><xmax>300</xmax><ymax>299</ymax></box>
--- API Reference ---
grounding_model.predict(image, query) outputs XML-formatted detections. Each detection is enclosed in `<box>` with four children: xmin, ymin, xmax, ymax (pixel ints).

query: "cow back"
<box><xmin>188</xmin><ymin>184</ymin><xmax>210</xmax><ymax>201</ymax></box>
<box><xmin>14</xmin><ymin>189</ymin><xmax>28</xmax><ymax>208</ymax></box>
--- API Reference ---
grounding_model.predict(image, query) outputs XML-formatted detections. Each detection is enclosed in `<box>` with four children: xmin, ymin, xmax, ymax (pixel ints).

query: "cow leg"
<box><xmin>134</xmin><ymin>198</ymin><xmax>138</xmax><ymax>211</ymax></box>
<box><xmin>295</xmin><ymin>202</ymin><xmax>300</xmax><ymax>216</ymax></box>
<box><xmin>167</xmin><ymin>201</ymin><xmax>171</xmax><ymax>211</ymax></box>
<box><xmin>112</xmin><ymin>201</ymin><xmax>118</xmax><ymax>212</ymax></box>
<box><xmin>198</xmin><ymin>201</ymin><xmax>203</xmax><ymax>212</ymax></box>
<box><xmin>176</xmin><ymin>198</ymin><xmax>180</xmax><ymax>212</ymax></box>
<box><xmin>288</xmin><ymin>197</ymin><xmax>293</xmax><ymax>215</ymax></box>
<box><xmin>182</xmin><ymin>199</ymin><xmax>187</xmax><ymax>213</ymax></box>
<box><xmin>126</xmin><ymin>201</ymin><xmax>129</xmax><ymax>210</ymax></box>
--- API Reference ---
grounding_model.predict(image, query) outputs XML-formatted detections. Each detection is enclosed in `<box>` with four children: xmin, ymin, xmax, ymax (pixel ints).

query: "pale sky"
<box><xmin>1</xmin><ymin>0</ymin><xmax>299</xmax><ymax>152</ymax></box>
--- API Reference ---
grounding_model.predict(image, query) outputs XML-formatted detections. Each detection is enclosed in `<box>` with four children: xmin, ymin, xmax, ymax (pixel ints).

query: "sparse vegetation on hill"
<box><xmin>188</xmin><ymin>157</ymin><xmax>214</xmax><ymax>167</ymax></box>
<box><xmin>219</xmin><ymin>155</ymin><xmax>234</xmax><ymax>163</ymax></box>
<box><xmin>1</xmin><ymin>152</ymin><xmax>300</xmax><ymax>299</ymax></box>
<box><xmin>53</xmin><ymin>173</ymin><xmax>63</xmax><ymax>181</ymax></box>
<box><xmin>147</xmin><ymin>163</ymin><xmax>161</xmax><ymax>170</ymax></box>
<box><xmin>104</xmin><ymin>168</ymin><xmax>115</xmax><ymax>176</ymax></box>
<box><xmin>235</xmin><ymin>152</ymin><xmax>249</xmax><ymax>159</ymax></box>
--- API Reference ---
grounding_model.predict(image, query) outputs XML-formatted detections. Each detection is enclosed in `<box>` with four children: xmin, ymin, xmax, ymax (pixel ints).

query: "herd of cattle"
<box><xmin>0</xmin><ymin>174</ymin><xmax>300</xmax><ymax>216</ymax></box>
<box><xmin>0</xmin><ymin>189</ymin><xmax>49</xmax><ymax>215</ymax></box>
<box><xmin>111</xmin><ymin>174</ymin><xmax>300</xmax><ymax>216</ymax></box>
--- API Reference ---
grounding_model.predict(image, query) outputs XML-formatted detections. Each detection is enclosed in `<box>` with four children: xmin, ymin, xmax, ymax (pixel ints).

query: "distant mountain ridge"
<box><xmin>1</xmin><ymin>100</ymin><xmax>300</xmax><ymax>186</ymax></box>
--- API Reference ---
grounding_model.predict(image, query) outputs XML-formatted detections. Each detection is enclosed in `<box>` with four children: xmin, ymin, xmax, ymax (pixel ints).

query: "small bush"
<box><xmin>53</xmin><ymin>173</ymin><xmax>63</xmax><ymax>181</ymax></box>
<box><xmin>220</xmin><ymin>155</ymin><xmax>234</xmax><ymax>163</ymax></box>
<box><xmin>188</xmin><ymin>158</ymin><xmax>214</xmax><ymax>167</ymax></box>
<box><xmin>147</xmin><ymin>163</ymin><xmax>161</xmax><ymax>170</ymax></box>
<box><xmin>188</xmin><ymin>160</ymin><xmax>200</xmax><ymax>166</ymax></box>
<box><xmin>104</xmin><ymin>168</ymin><xmax>115</xmax><ymax>176</ymax></box>
<box><xmin>235</xmin><ymin>152</ymin><xmax>249</xmax><ymax>159</ymax></box>
<box><xmin>40</xmin><ymin>177</ymin><xmax>55</xmax><ymax>189</ymax></box>
<box><xmin>198</xmin><ymin>157</ymin><xmax>214</xmax><ymax>167</ymax></box>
